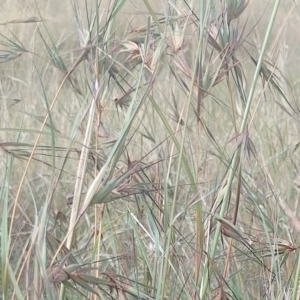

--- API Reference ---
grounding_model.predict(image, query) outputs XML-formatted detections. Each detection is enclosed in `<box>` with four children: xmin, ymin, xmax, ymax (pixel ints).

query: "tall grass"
<box><xmin>1</xmin><ymin>0</ymin><xmax>300</xmax><ymax>299</ymax></box>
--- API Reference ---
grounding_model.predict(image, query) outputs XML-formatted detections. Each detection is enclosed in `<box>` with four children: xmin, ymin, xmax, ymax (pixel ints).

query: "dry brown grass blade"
<box><xmin>0</xmin><ymin>17</ymin><xmax>42</xmax><ymax>25</ymax></box>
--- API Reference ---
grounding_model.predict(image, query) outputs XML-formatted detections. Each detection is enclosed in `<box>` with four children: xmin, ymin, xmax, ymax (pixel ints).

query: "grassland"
<box><xmin>1</xmin><ymin>0</ymin><xmax>300</xmax><ymax>299</ymax></box>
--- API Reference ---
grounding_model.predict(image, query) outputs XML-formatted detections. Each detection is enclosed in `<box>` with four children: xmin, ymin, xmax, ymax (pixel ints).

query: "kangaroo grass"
<box><xmin>1</xmin><ymin>0</ymin><xmax>300</xmax><ymax>299</ymax></box>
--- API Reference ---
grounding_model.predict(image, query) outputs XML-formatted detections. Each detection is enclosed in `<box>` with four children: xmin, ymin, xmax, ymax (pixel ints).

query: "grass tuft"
<box><xmin>1</xmin><ymin>0</ymin><xmax>300</xmax><ymax>299</ymax></box>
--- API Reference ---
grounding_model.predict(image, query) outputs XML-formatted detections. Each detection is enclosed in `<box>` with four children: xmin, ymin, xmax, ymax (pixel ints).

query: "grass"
<box><xmin>1</xmin><ymin>0</ymin><xmax>300</xmax><ymax>299</ymax></box>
